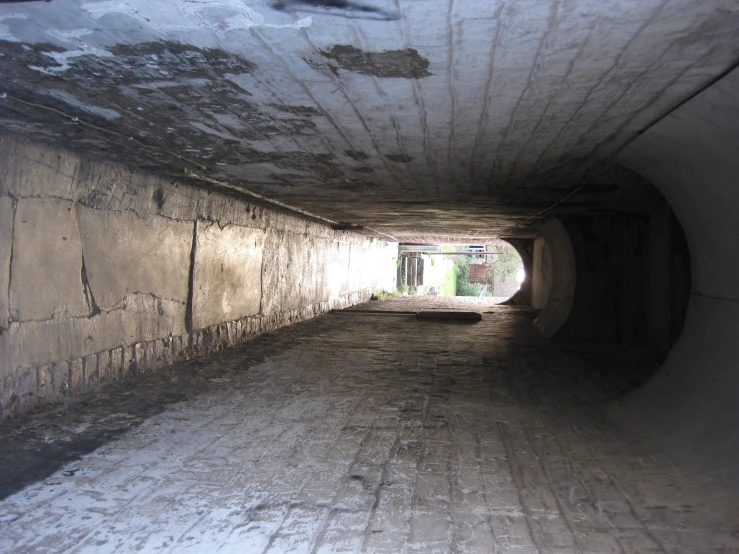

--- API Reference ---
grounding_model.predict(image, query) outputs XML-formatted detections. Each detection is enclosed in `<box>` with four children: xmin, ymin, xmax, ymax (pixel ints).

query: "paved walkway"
<box><xmin>1</xmin><ymin>298</ymin><xmax>737</xmax><ymax>553</ymax></box>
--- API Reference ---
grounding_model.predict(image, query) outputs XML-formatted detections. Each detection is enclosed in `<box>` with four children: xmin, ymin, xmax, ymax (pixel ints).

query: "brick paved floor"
<box><xmin>1</xmin><ymin>297</ymin><xmax>738</xmax><ymax>553</ymax></box>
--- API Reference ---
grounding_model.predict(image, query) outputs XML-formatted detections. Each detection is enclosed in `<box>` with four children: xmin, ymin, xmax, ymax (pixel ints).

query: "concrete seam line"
<box><xmin>186</xmin><ymin>170</ymin><xmax>347</xmax><ymax>232</ymax></box>
<box><xmin>188</xmin><ymin>170</ymin><xmax>398</xmax><ymax>240</ymax></box>
<box><xmin>691</xmin><ymin>292</ymin><xmax>739</xmax><ymax>304</ymax></box>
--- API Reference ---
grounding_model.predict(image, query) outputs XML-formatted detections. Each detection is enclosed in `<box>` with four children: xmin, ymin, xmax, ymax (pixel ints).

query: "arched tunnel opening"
<box><xmin>396</xmin><ymin>240</ymin><xmax>525</xmax><ymax>301</ymax></box>
<box><xmin>0</xmin><ymin>1</ymin><xmax>738</xmax><ymax>551</ymax></box>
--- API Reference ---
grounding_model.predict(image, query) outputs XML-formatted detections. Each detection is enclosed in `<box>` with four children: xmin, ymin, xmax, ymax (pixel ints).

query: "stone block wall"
<box><xmin>0</xmin><ymin>138</ymin><xmax>397</xmax><ymax>417</ymax></box>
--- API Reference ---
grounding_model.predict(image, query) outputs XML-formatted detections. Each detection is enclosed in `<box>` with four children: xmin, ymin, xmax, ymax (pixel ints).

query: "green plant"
<box><xmin>446</xmin><ymin>255</ymin><xmax>484</xmax><ymax>296</ymax></box>
<box><xmin>457</xmin><ymin>281</ymin><xmax>483</xmax><ymax>296</ymax></box>
<box><xmin>488</xmin><ymin>242</ymin><xmax>522</xmax><ymax>282</ymax></box>
<box><xmin>397</xmin><ymin>284</ymin><xmax>409</xmax><ymax>294</ymax></box>
<box><xmin>454</xmin><ymin>255</ymin><xmax>471</xmax><ymax>286</ymax></box>
<box><xmin>441</xmin><ymin>265</ymin><xmax>457</xmax><ymax>296</ymax></box>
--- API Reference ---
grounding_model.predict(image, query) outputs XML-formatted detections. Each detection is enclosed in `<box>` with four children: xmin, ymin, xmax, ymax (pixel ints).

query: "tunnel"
<box><xmin>0</xmin><ymin>0</ymin><xmax>738</xmax><ymax>552</ymax></box>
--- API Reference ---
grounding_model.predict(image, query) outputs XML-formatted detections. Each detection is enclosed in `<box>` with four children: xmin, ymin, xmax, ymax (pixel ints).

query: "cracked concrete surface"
<box><xmin>1</xmin><ymin>297</ymin><xmax>737</xmax><ymax>553</ymax></box>
<box><xmin>0</xmin><ymin>138</ymin><xmax>400</xmax><ymax>418</ymax></box>
<box><xmin>10</xmin><ymin>198</ymin><xmax>88</xmax><ymax>321</ymax></box>
<box><xmin>0</xmin><ymin>196</ymin><xmax>13</xmax><ymax>330</ymax></box>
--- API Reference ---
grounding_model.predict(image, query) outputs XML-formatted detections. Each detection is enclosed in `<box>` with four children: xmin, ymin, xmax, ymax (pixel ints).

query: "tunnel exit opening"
<box><xmin>396</xmin><ymin>241</ymin><xmax>525</xmax><ymax>303</ymax></box>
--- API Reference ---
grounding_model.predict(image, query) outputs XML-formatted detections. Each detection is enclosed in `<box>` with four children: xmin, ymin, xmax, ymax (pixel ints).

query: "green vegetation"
<box><xmin>488</xmin><ymin>242</ymin><xmax>521</xmax><ymax>282</ymax></box>
<box><xmin>392</xmin><ymin>243</ymin><xmax>522</xmax><ymax>299</ymax></box>
<box><xmin>441</xmin><ymin>265</ymin><xmax>457</xmax><ymax>296</ymax></box>
<box><xmin>452</xmin><ymin>256</ymin><xmax>479</xmax><ymax>297</ymax></box>
<box><xmin>458</xmin><ymin>281</ymin><xmax>483</xmax><ymax>296</ymax></box>
<box><xmin>484</xmin><ymin>241</ymin><xmax>524</xmax><ymax>297</ymax></box>
<box><xmin>374</xmin><ymin>279</ymin><xmax>412</xmax><ymax>300</ymax></box>
<box><xmin>455</xmin><ymin>257</ymin><xmax>467</xmax><ymax>279</ymax></box>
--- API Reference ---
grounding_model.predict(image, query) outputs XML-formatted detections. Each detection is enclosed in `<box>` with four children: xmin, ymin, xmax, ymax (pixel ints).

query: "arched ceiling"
<box><xmin>0</xmin><ymin>0</ymin><xmax>737</xmax><ymax>239</ymax></box>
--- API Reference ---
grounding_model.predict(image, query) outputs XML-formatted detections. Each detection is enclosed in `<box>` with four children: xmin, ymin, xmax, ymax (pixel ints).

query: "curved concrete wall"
<box><xmin>615</xmin><ymin>67</ymin><xmax>739</xmax><ymax>485</ymax></box>
<box><xmin>532</xmin><ymin>217</ymin><xmax>576</xmax><ymax>338</ymax></box>
<box><xmin>531</xmin><ymin>236</ymin><xmax>553</xmax><ymax>310</ymax></box>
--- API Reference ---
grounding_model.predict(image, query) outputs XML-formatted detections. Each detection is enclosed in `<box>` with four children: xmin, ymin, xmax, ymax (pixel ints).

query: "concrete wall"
<box><xmin>531</xmin><ymin>237</ymin><xmax>552</xmax><ymax>310</ymax></box>
<box><xmin>557</xmin><ymin>214</ymin><xmax>650</xmax><ymax>345</ymax></box>
<box><xmin>0</xmin><ymin>138</ymin><xmax>397</xmax><ymax>417</ymax></box>
<box><xmin>645</xmin><ymin>206</ymin><xmax>691</xmax><ymax>355</ymax></box>
<box><xmin>532</xmin><ymin>217</ymin><xmax>576</xmax><ymax>338</ymax></box>
<box><xmin>613</xmin><ymin>66</ymin><xmax>739</xmax><ymax>487</ymax></box>
<box><xmin>530</xmin><ymin>207</ymin><xmax>687</xmax><ymax>350</ymax></box>
<box><xmin>646</xmin><ymin>204</ymin><xmax>672</xmax><ymax>353</ymax></box>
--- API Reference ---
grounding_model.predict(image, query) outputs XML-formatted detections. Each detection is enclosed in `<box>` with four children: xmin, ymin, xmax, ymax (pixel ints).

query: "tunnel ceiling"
<box><xmin>0</xmin><ymin>0</ymin><xmax>737</xmax><ymax>240</ymax></box>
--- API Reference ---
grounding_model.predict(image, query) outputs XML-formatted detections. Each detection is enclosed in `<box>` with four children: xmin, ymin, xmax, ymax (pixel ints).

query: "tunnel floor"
<box><xmin>1</xmin><ymin>298</ymin><xmax>738</xmax><ymax>553</ymax></box>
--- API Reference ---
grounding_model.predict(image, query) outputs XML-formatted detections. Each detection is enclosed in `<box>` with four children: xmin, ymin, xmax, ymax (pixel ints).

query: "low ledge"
<box><xmin>415</xmin><ymin>309</ymin><xmax>482</xmax><ymax>321</ymax></box>
<box><xmin>331</xmin><ymin>308</ymin><xmax>482</xmax><ymax>321</ymax></box>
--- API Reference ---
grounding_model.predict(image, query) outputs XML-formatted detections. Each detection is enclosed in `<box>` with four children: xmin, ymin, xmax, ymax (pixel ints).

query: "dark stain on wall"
<box><xmin>386</xmin><ymin>153</ymin><xmax>413</xmax><ymax>163</ymax></box>
<box><xmin>0</xmin><ymin>42</ymin><xmax>661</xmax><ymax>235</ymax></box>
<box><xmin>107</xmin><ymin>41</ymin><xmax>257</xmax><ymax>76</ymax></box>
<box><xmin>0</xmin><ymin>40</ymin><xmax>348</xmax><ymax>187</ymax></box>
<box><xmin>272</xmin><ymin>0</ymin><xmax>398</xmax><ymax>20</ymax></box>
<box><xmin>269</xmin><ymin>104</ymin><xmax>320</xmax><ymax>116</ymax></box>
<box><xmin>573</xmin><ymin>184</ymin><xmax>621</xmax><ymax>194</ymax></box>
<box><xmin>320</xmin><ymin>45</ymin><xmax>431</xmax><ymax>79</ymax></box>
<box><xmin>345</xmin><ymin>149</ymin><xmax>369</xmax><ymax>160</ymax></box>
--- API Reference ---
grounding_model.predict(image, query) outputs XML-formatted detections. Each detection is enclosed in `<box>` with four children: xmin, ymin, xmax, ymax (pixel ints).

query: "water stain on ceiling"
<box><xmin>272</xmin><ymin>0</ymin><xmax>399</xmax><ymax>21</ymax></box>
<box><xmin>319</xmin><ymin>45</ymin><xmax>431</xmax><ymax>79</ymax></box>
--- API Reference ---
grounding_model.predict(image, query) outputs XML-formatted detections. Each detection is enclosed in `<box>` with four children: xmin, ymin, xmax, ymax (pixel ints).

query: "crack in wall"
<box><xmin>0</xmin><ymin>139</ymin><xmax>392</xmax><ymax>414</ymax></box>
<box><xmin>102</xmin><ymin>291</ymin><xmax>188</xmax><ymax>311</ymax></box>
<box><xmin>7</xmin><ymin>292</ymin><xmax>187</xmax><ymax>325</ymax></box>
<box><xmin>80</xmin><ymin>253</ymin><xmax>101</xmax><ymax>317</ymax></box>
<box><xmin>185</xmin><ymin>220</ymin><xmax>197</xmax><ymax>332</ymax></box>
<box><xmin>2</xmin><ymin>196</ymin><xmax>16</xmax><ymax>332</ymax></box>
